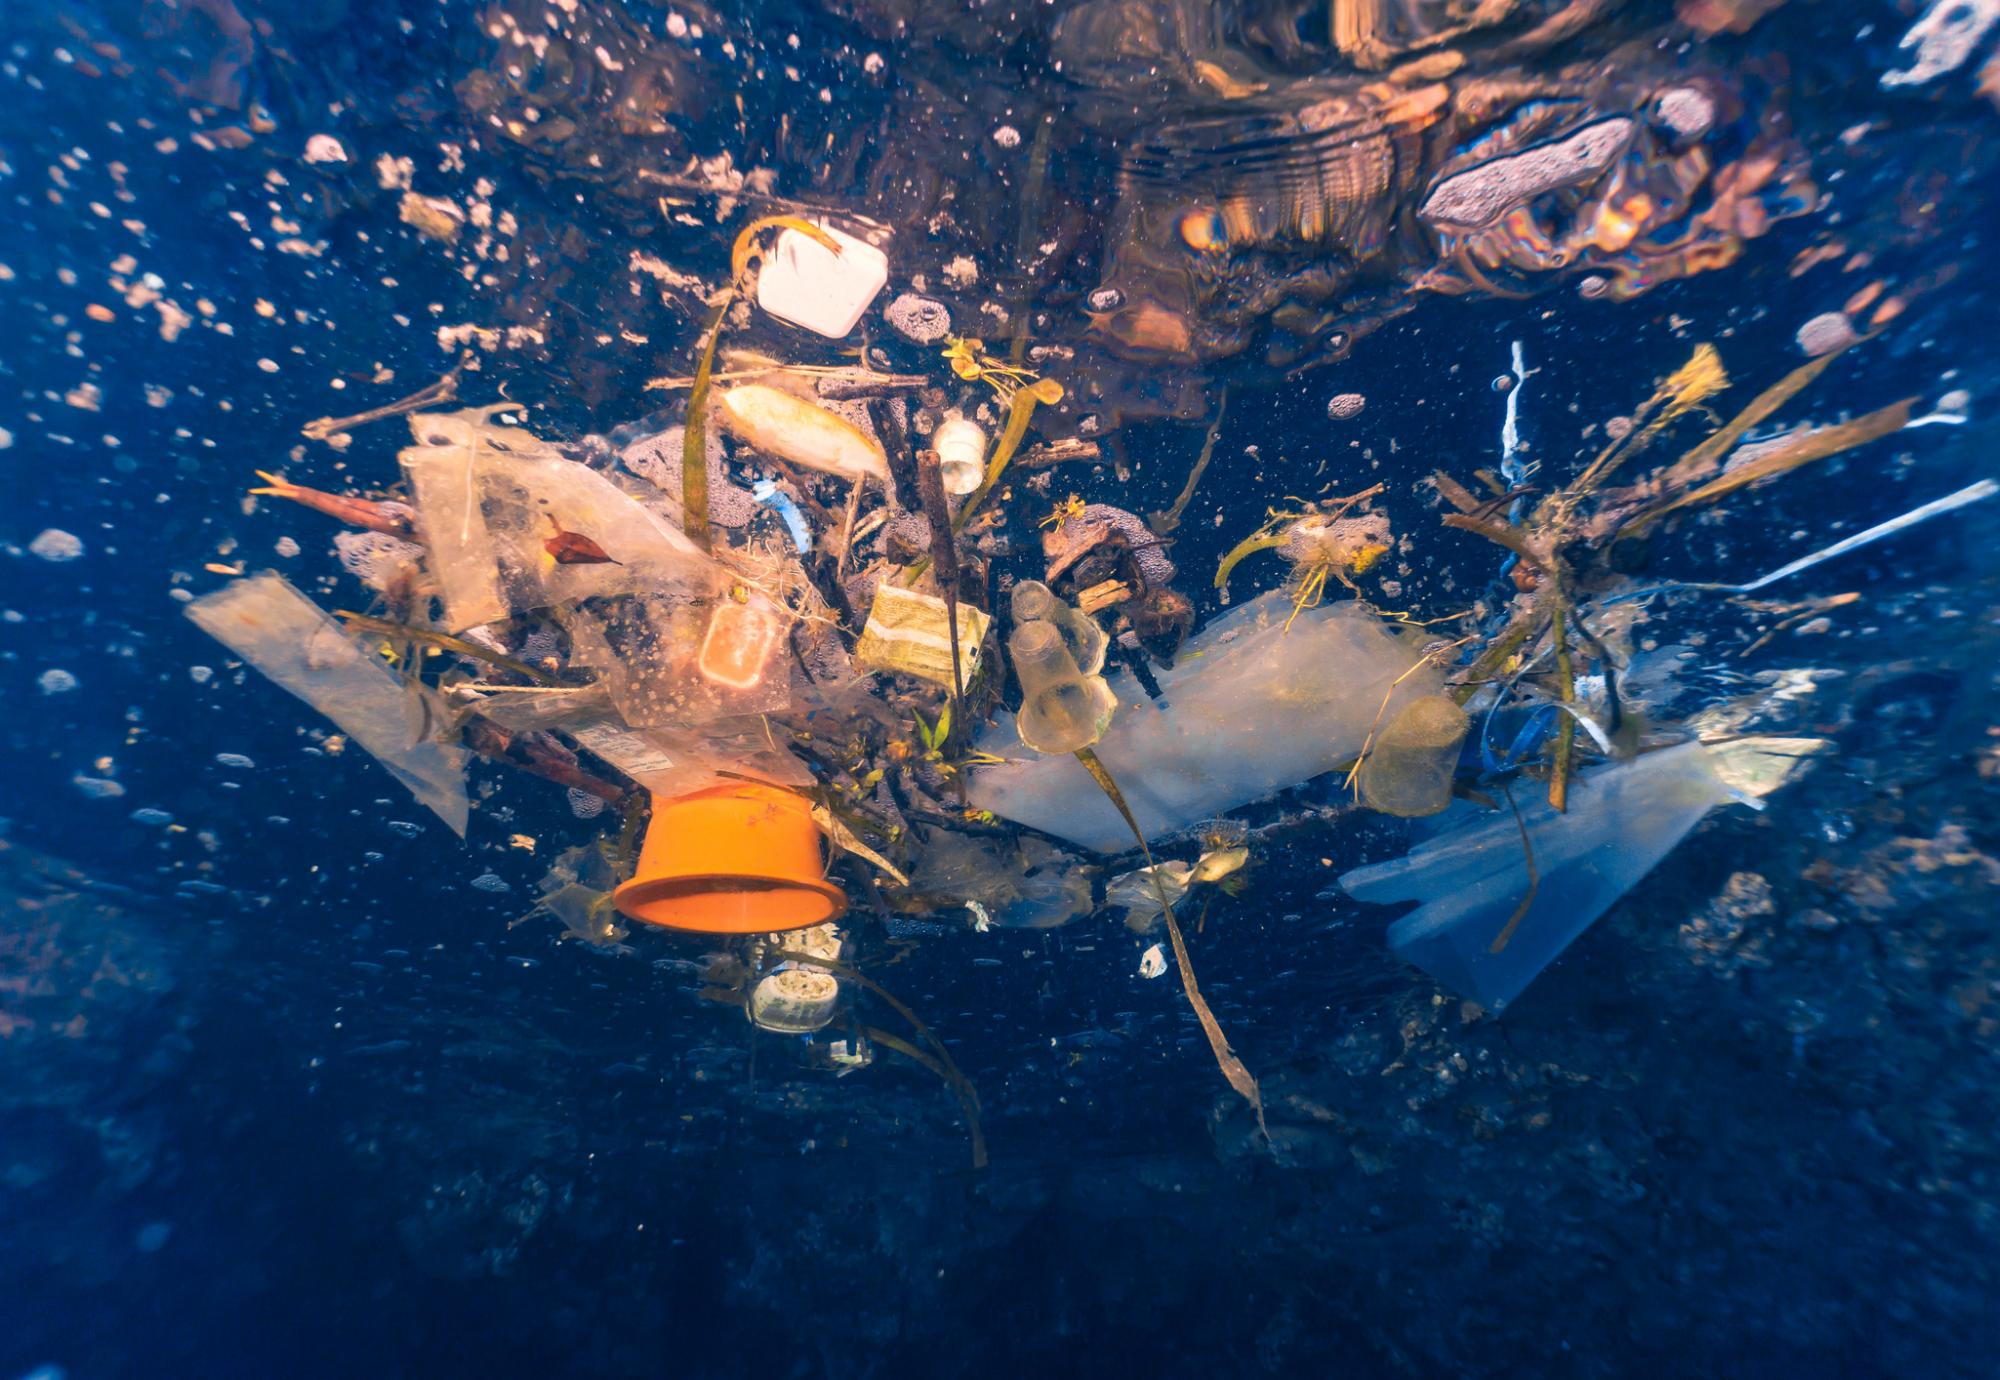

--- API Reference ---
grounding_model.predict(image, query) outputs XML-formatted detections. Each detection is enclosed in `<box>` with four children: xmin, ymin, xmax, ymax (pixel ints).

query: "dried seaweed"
<box><xmin>1431</xmin><ymin>470</ymin><xmax>1484</xmax><ymax>515</ymax></box>
<box><xmin>1075</xmin><ymin>746</ymin><xmax>1266</xmax><ymax>1134</ymax></box>
<box><xmin>1485</xmin><ymin>782</ymin><xmax>1541</xmax><ymax>955</ymax></box>
<box><xmin>1549</xmin><ymin>608</ymin><xmax>1576</xmax><ymax>813</ymax></box>
<box><xmin>1656</xmin><ymin>337</ymin><xmax>1861</xmax><ymax>493</ymax></box>
<box><xmin>1215</xmin><ymin>485</ymin><xmax>1384</xmax><ymax>597</ymax></box>
<box><xmin>915</xmin><ymin>449</ymin><xmax>968</xmax><ymax>733</ymax></box>
<box><xmin>1439</xmin><ymin>512</ymin><xmax>1550</xmax><ymax>572</ymax></box>
<box><xmin>334</xmin><ymin>610</ymin><xmax>561</xmax><ymax>685</ymax></box>
<box><xmin>1565</xmin><ymin>343</ymin><xmax>1730</xmax><ymax>503</ymax></box>
<box><xmin>1623</xmin><ymin>396</ymin><xmax>1916</xmax><ymax>533</ymax></box>
<box><xmin>681</xmin><ymin>298</ymin><xmax>729</xmax><ymax>553</ymax></box>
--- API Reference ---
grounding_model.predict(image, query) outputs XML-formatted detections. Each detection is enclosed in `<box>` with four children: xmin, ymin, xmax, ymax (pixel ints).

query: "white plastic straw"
<box><xmin>1607</xmin><ymin>478</ymin><xmax>1997</xmax><ymax>603</ymax></box>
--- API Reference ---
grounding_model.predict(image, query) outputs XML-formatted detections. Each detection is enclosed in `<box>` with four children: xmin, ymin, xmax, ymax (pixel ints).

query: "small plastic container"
<box><xmin>852</xmin><ymin>583</ymin><xmax>990</xmax><ymax>689</ymax></box>
<box><xmin>1011</xmin><ymin>580</ymin><xmax>1107</xmax><ymax>677</ymax></box>
<box><xmin>698</xmin><ymin>595</ymin><xmax>788</xmax><ymax>691</ymax></box>
<box><xmin>753</xmin><ymin>221</ymin><xmax>888</xmax><ymax>339</ymax></box>
<box><xmin>747</xmin><ymin>967</ymin><xmax>842</xmax><ymax>1033</ymax></box>
<box><xmin>1011</xmin><ymin>619</ymin><xmax>1118</xmax><ymax>755</ymax></box>
<box><xmin>613</xmin><ymin>783</ymin><xmax>847</xmax><ymax>934</ymax></box>
<box><xmin>565</xmin><ymin>586</ymin><xmax>792</xmax><ymax>727</ymax></box>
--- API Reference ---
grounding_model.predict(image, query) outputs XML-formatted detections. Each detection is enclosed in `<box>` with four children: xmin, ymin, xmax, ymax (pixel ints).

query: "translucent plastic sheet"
<box><xmin>968</xmin><ymin>592</ymin><xmax>1444</xmax><ymax>852</ymax></box>
<box><xmin>463</xmin><ymin>683</ymin><xmax>616</xmax><ymax>735</ymax></box>
<box><xmin>401</xmin><ymin>436</ymin><xmax>509</xmax><ymax>632</ymax></box>
<box><xmin>400</xmin><ymin>407</ymin><xmax>719</xmax><ymax>631</ymax></box>
<box><xmin>465</xmin><ymin>677</ymin><xmax>807</xmax><ymax>800</ymax></box>
<box><xmin>184</xmin><ymin>573</ymin><xmax>470</xmax><ymax>835</ymax></box>
<box><xmin>1340</xmin><ymin>741</ymin><xmax>1737</xmax><ymax>1010</ymax></box>
<box><xmin>905</xmin><ymin>830</ymin><xmax>1092</xmax><ymax>929</ymax></box>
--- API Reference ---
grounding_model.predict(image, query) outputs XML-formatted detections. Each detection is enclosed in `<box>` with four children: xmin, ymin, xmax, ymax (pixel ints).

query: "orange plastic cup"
<box><xmin>613</xmin><ymin>783</ymin><xmax>847</xmax><ymax>934</ymax></box>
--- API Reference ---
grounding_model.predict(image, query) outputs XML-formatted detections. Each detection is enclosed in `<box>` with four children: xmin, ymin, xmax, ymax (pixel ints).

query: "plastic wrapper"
<box><xmin>478</xmin><ymin>450</ymin><xmax>714</xmax><ymax>602</ymax></box>
<box><xmin>462</xmin><ymin>684</ymin><xmax>615</xmax><ymax>735</ymax></box>
<box><xmin>561</xmin><ymin>714</ymin><xmax>811</xmax><ymax>799</ymax></box>
<box><xmin>333</xmin><ymin>530</ymin><xmax>427</xmax><ymax>594</ymax></box>
<box><xmin>401</xmin><ymin>431</ymin><xmax>511</xmax><ymax>632</ymax></box>
<box><xmin>184</xmin><ymin>573</ymin><xmax>469</xmax><ymax>835</ymax></box>
<box><xmin>852</xmin><ymin>583</ymin><xmax>990</xmax><ymax>688</ymax></box>
<box><xmin>1103</xmin><ymin>860</ymin><xmax>1193</xmax><ymax>933</ymax></box>
<box><xmin>969</xmin><ymin>592</ymin><xmax>1444</xmax><ymax>852</ymax></box>
<box><xmin>903</xmin><ymin>831</ymin><xmax>1092</xmax><ymax>929</ymax></box>
<box><xmin>1340</xmin><ymin>741</ymin><xmax>1740</xmax><ymax>1010</ymax></box>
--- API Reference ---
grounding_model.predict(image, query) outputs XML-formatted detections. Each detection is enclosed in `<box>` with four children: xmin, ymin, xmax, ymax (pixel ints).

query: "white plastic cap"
<box><xmin>932</xmin><ymin>413</ymin><xmax>986</xmax><ymax>495</ymax></box>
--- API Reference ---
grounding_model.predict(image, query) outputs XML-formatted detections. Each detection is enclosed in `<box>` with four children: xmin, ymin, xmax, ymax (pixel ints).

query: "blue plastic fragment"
<box><xmin>752</xmin><ymin>478</ymin><xmax>812</xmax><ymax>554</ymax></box>
<box><xmin>1478</xmin><ymin>701</ymin><xmax>1562</xmax><ymax>773</ymax></box>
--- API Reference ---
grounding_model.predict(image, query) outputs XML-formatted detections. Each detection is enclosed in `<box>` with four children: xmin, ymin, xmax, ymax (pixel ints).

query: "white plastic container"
<box><xmin>748</xmin><ymin>968</ymin><xmax>842</xmax><ymax>1033</ymax></box>
<box><xmin>754</xmin><ymin>222</ymin><xmax>888</xmax><ymax>339</ymax></box>
<box><xmin>748</xmin><ymin>922</ymin><xmax>847</xmax><ymax>1032</ymax></box>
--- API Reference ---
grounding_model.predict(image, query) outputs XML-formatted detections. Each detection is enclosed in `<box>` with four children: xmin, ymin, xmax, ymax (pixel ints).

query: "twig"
<box><xmin>681</xmin><ymin>299</ymin><xmax>729</xmax><ymax>553</ymax></box>
<box><xmin>302</xmin><ymin>358</ymin><xmax>467</xmax><ymax>441</ymax></box>
<box><xmin>647</xmin><ymin>366</ymin><xmax>927</xmax><ymax>396</ymax></box>
<box><xmin>1017</xmin><ymin>438</ymin><xmax>1102</xmax><ymax>469</ymax></box>
<box><xmin>1549</xmin><ymin>607</ymin><xmax>1576</xmax><ymax>813</ymax></box>
<box><xmin>1487</xmin><ymin>782</ymin><xmax>1540</xmax><ymax>955</ymax></box>
<box><xmin>1150</xmin><ymin>387</ymin><xmax>1228</xmax><ymax>535</ymax></box>
<box><xmin>834</xmin><ymin>475</ymin><xmax>863</xmax><ymax>582</ymax></box>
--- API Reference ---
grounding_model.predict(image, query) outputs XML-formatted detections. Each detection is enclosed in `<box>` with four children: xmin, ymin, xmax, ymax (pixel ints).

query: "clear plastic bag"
<box><xmin>400</xmin><ymin>407</ymin><xmax>720</xmax><ymax>631</ymax></box>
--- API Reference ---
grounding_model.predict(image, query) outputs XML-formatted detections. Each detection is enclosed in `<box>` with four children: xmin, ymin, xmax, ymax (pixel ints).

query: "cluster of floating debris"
<box><xmin>149</xmin><ymin>175</ymin><xmax>1990</xmax><ymax>1160</ymax></box>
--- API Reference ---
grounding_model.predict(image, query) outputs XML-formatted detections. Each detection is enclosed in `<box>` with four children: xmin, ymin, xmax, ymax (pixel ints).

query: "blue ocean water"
<box><xmin>3</xmin><ymin>2</ymin><xmax>1998</xmax><ymax>1376</ymax></box>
